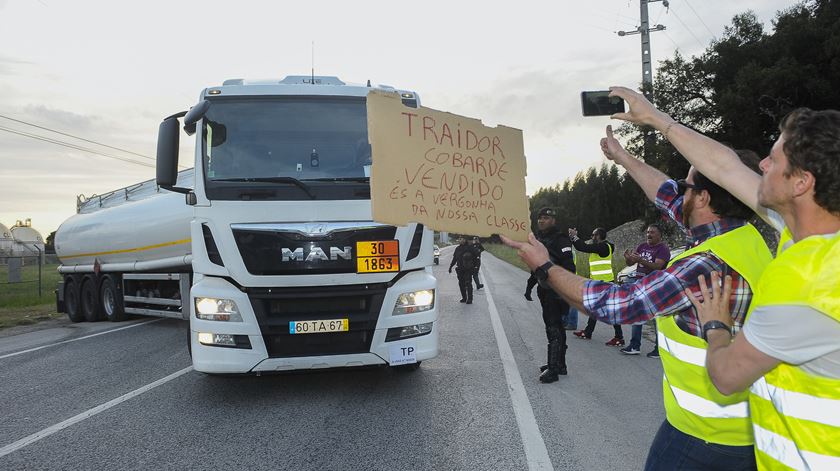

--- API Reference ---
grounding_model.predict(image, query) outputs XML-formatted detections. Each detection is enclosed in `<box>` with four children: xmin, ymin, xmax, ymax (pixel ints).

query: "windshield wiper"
<box><xmin>301</xmin><ymin>177</ymin><xmax>370</xmax><ymax>183</ymax></box>
<box><xmin>213</xmin><ymin>177</ymin><xmax>316</xmax><ymax>199</ymax></box>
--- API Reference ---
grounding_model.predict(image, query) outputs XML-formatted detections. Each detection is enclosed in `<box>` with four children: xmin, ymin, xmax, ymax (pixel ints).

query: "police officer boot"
<box><xmin>539</xmin><ymin>340</ymin><xmax>562</xmax><ymax>383</ymax></box>
<box><xmin>558</xmin><ymin>344</ymin><xmax>568</xmax><ymax>376</ymax></box>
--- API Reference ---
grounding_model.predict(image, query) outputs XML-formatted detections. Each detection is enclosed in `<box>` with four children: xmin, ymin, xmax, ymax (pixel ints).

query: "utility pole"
<box><xmin>618</xmin><ymin>0</ymin><xmax>668</xmax><ymax>160</ymax></box>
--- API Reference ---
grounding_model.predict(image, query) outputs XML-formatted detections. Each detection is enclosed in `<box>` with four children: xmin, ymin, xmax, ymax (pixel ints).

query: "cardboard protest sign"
<box><xmin>367</xmin><ymin>90</ymin><xmax>530</xmax><ymax>241</ymax></box>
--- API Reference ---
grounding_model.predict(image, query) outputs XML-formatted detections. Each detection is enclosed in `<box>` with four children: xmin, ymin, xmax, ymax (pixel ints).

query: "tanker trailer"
<box><xmin>56</xmin><ymin>75</ymin><xmax>438</xmax><ymax>374</ymax></box>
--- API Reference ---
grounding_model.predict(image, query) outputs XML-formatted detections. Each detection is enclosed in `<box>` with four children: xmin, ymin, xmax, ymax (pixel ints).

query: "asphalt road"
<box><xmin>0</xmin><ymin>249</ymin><xmax>664</xmax><ymax>470</ymax></box>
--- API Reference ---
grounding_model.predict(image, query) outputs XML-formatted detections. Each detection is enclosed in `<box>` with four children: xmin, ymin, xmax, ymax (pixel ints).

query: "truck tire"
<box><xmin>65</xmin><ymin>278</ymin><xmax>84</xmax><ymax>323</ymax></box>
<box><xmin>100</xmin><ymin>275</ymin><xmax>126</xmax><ymax>322</ymax></box>
<box><xmin>80</xmin><ymin>276</ymin><xmax>103</xmax><ymax>322</ymax></box>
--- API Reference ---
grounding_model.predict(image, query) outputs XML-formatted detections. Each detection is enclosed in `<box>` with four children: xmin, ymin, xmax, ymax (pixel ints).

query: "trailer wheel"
<box><xmin>65</xmin><ymin>278</ymin><xmax>84</xmax><ymax>323</ymax></box>
<box><xmin>80</xmin><ymin>276</ymin><xmax>103</xmax><ymax>322</ymax></box>
<box><xmin>100</xmin><ymin>275</ymin><xmax>126</xmax><ymax>322</ymax></box>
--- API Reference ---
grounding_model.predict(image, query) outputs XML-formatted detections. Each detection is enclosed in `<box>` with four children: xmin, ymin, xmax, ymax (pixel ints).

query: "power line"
<box><xmin>0</xmin><ymin>113</ymin><xmax>155</xmax><ymax>162</ymax></box>
<box><xmin>0</xmin><ymin>125</ymin><xmax>156</xmax><ymax>168</ymax></box>
<box><xmin>682</xmin><ymin>0</ymin><xmax>716</xmax><ymax>38</ymax></box>
<box><xmin>669</xmin><ymin>6</ymin><xmax>706</xmax><ymax>50</ymax></box>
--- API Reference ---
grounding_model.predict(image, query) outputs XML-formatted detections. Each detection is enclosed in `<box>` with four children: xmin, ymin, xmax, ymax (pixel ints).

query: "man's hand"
<box><xmin>500</xmin><ymin>233</ymin><xmax>551</xmax><ymax>271</ymax></box>
<box><xmin>685</xmin><ymin>272</ymin><xmax>733</xmax><ymax>328</ymax></box>
<box><xmin>448</xmin><ymin>266</ymin><xmax>453</xmax><ymax>274</ymax></box>
<box><xmin>600</xmin><ymin>125</ymin><xmax>633</xmax><ymax>166</ymax></box>
<box><xmin>524</xmin><ymin>292</ymin><xmax>533</xmax><ymax>301</ymax></box>
<box><xmin>624</xmin><ymin>249</ymin><xmax>641</xmax><ymax>265</ymax></box>
<box><xmin>568</xmin><ymin>228</ymin><xmax>578</xmax><ymax>240</ymax></box>
<box><xmin>608</xmin><ymin>86</ymin><xmax>671</xmax><ymax>127</ymax></box>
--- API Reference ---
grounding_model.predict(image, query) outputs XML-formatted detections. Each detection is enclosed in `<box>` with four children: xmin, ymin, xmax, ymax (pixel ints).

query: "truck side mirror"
<box><xmin>156</xmin><ymin>112</ymin><xmax>191</xmax><ymax>194</ymax></box>
<box><xmin>156</xmin><ymin>117</ymin><xmax>180</xmax><ymax>188</ymax></box>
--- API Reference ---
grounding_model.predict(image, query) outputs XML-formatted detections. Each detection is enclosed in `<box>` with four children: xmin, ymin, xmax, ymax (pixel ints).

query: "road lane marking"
<box><xmin>0</xmin><ymin>318</ymin><xmax>165</xmax><ymax>360</ymax></box>
<box><xmin>481</xmin><ymin>265</ymin><xmax>554</xmax><ymax>471</ymax></box>
<box><xmin>0</xmin><ymin>365</ymin><xmax>193</xmax><ymax>458</ymax></box>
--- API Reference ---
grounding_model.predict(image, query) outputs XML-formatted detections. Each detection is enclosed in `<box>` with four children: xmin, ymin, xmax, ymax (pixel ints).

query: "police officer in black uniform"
<box><xmin>528</xmin><ymin>208</ymin><xmax>575</xmax><ymax>383</ymax></box>
<box><xmin>449</xmin><ymin>237</ymin><xmax>476</xmax><ymax>304</ymax></box>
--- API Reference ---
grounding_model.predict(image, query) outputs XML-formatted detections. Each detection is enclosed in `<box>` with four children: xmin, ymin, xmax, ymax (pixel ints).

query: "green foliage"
<box><xmin>528</xmin><ymin>162</ymin><xmax>647</xmax><ymax>236</ymax></box>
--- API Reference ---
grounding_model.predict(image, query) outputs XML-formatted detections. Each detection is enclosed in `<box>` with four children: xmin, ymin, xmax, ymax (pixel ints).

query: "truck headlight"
<box><xmin>393</xmin><ymin>289</ymin><xmax>435</xmax><ymax>315</ymax></box>
<box><xmin>195</xmin><ymin>297</ymin><xmax>242</xmax><ymax>322</ymax></box>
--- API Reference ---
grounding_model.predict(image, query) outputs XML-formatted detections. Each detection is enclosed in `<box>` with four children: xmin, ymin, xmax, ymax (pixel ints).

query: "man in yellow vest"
<box><xmin>502</xmin><ymin>142</ymin><xmax>771</xmax><ymax>469</ymax></box>
<box><xmin>569</xmin><ymin>227</ymin><xmax>626</xmax><ymax>347</ymax></box>
<box><xmin>608</xmin><ymin>87</ymin><xmax>840</xmax><ymax>470</ymax></box>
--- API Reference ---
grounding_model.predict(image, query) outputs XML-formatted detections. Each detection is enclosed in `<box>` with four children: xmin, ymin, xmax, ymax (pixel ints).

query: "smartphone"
<box><xmin>581</xmin><ymin>91</ymin><xmax>625</xmax><ymax>116</ymax></box>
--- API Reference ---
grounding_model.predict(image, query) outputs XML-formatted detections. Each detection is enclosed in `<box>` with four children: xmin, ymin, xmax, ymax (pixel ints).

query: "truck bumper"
<box><xmin>189</xmin><ymin>271</ymin><xmax>439</xmax><ymax>374</ymax></box>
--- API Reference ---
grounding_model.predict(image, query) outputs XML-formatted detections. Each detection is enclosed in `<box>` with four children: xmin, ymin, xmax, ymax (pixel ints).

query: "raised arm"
<box><xmin>609</xmin><ymin>86</ymin><xmax>769</xmax><ymax>223</ymax></box>
<box><xmin>601</xmin><ymin>125</ymin><xmax>668</xmax><ymax>203</ymax></box>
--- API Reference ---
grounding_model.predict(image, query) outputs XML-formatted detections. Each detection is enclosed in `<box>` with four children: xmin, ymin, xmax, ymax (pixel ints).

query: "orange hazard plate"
<box><xmin>356</xmin><ymin>240</ymin><xmax>400</xmax><ymax>273</ymax></box>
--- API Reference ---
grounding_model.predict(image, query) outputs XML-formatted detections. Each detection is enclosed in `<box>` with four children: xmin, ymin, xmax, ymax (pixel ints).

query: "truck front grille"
<box><xmin>247</xmin><ymin>283</ymin><xmax>387</xmax><ymax>358</ymax></box>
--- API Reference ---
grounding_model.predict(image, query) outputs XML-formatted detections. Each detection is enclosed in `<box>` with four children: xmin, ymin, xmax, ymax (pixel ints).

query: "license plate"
<box><xmin>356</xmin><ymin>240</ymin><xmax>400</xmax><ymax>273</ymax></box>
<box><xmin>289</xmin><ymin>319</ymin><xmax>349</xmax><ymax>335</ymax></box>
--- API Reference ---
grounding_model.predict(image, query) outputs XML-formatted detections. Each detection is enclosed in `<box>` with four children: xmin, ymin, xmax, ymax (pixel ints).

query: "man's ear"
<box><xmin>791</xmin><ymin>169</ymin><xmax>815</xmax><ymax>199</ymax></box>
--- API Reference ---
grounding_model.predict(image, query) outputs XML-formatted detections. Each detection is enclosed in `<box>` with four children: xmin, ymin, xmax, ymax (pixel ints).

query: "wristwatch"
<box><xmin>702</xmin><ymin>320</ymin><xmax>732</xmax><ymax>341</ymax></box>
<box><xmin>534</xmin><ymin>261</ymin><xmax>554</xmax><ymax>284</ymax></box>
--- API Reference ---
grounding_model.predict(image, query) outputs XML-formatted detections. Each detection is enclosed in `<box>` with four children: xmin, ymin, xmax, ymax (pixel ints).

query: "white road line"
<box><xmin>0</xmin><ymin>365</ymin><xmax>193</xmax><ymax>458</ymax></box>
<box><xmin>0</xmin><ymin>318</ymin><xmax>164</xmax><ymax>360</ymax></box>
<box><xmin>481</xmin><ymin>265</ymin><xmax>554</xmax><ymax>471</ymax></box>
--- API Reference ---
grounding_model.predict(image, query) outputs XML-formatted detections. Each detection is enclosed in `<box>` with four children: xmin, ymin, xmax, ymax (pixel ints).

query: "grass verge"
<box><xmin>0</xmin><ymin>304</ymin><xmax>62</xmax><ymax>330</ymax></box>
<box><xmin>484</xmin><ymin>243</ymin><xmax>530</xmax><ymax>272</ymax></box>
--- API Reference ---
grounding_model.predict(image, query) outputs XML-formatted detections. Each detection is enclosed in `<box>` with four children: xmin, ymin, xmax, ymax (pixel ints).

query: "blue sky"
<box><xmin>0</xmin><ymin>0</ymin><xmax>797</xmax><ymax>235</ymax></box>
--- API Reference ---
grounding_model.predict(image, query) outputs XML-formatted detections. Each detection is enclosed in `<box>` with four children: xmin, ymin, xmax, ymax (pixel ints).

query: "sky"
<box><xmin>0</xmin><ymin>0</ymin><xmax>798</xmax><ymax>236</ymax></box>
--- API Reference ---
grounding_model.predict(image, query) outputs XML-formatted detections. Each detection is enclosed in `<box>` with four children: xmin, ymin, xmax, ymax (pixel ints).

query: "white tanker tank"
<box><xmin>55</xmin><ymin>170</ymin><xmax>193</xmax><ymax>273</ymax></box>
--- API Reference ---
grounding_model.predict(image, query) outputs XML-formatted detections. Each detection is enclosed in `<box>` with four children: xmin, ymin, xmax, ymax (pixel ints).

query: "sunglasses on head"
<box><xmin>676</xmin><ymin>179</ymin><xmax>704</xmax><ymax>196</ymax></box>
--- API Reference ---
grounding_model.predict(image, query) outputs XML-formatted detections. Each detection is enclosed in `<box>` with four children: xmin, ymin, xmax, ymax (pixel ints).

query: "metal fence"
<box><xmin>0</xmin><ymin>253</ymin><xmax>57</xmax><ymax>306</ymax></box>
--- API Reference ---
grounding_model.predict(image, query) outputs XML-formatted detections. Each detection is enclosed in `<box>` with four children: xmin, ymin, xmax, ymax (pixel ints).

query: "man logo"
<box><xmin>281</xmin><ymin>246</ymin><xmax>353</xmax><ymax>262</ymax></box>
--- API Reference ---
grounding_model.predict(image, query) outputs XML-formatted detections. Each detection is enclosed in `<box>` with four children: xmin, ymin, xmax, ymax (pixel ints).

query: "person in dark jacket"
<box><xmin>570</xmin><ymin>227</ymin><xmax>625</xmax><ymax>346</ymax></box>
<box><xmin>470</xmin><ymin>237</ymin><xmax>485</xmax><ymax>290</ymax></box>
<box><xmin>526</xmin><ymin>208</ymin><xmax>576</xmax><ymax>383</ymax></box>
<box><xmin>449</xmin><ymin>237</ymin><xmax>477</xmax><ymax>304</ymax></box>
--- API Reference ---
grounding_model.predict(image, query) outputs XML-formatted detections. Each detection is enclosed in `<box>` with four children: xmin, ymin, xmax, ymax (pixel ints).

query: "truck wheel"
<box><xmin>80</xmin><ymin>276</ymin><xmax>103</xmax><ymax>322</ymax></box>
<box><xmin>65</xmin><ymin>278</ymin><xmax>84</xmax><ymax>323</ymax></box>
<box><xmin>100</xmin><ymin>275</ymin><xmax>126</xmax><ymax>322</ymax></box>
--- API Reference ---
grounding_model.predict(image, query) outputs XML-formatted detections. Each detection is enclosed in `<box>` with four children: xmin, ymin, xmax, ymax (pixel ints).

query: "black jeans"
<box><xmin>644</xmin><ymin>420</ymin><xmax>756</xmax><ymax>471</ymax></box>
<box><xmin>456</xmin><ymin>268</ymin><xmax>473</xmax><ymax>301</ymax></box>
<box><xmin>583</xmin><ymin>316</ymin><xmax>624</xmax><ymax>339</ymax></box>
<box><xmin>472</xmin><ymin>266</ymin><xmax>481</xmax><ymax>288</ymax></box>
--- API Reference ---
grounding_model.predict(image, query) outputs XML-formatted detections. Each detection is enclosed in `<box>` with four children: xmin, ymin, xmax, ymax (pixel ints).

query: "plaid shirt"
<box><xmin>582</xmin><ymin>180</ymin><xmax>755</xmax><ymax>337</ymax></box>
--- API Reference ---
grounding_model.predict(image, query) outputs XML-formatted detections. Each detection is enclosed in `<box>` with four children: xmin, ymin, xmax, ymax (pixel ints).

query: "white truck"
<box><xmin>55</xmin><ymin>76</ymin><xmax>439</xmax><ymax>374</ymax></box>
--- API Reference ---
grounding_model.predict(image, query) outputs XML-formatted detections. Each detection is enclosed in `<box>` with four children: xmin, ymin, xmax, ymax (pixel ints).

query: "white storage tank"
<box><xmin>10</xmin><ymin>219</ymin><xmax>45</xmax><ymax>257</ymax></box>
<box><xmin>0</xmin><ymin>222</ymin><xmax>13</xmax><ymax>259</ymax></box>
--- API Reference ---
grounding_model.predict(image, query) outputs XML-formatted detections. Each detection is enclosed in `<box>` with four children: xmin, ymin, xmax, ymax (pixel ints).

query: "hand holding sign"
<box><xmin>367</xmin><ymin>90</ymin><xmax>530</xmax><ymax>241</ymax></box>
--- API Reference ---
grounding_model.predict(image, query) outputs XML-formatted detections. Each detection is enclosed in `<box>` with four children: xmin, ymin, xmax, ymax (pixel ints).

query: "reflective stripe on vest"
<box><xmin>657</xmin><ymin>223</ymin><xmax>771</xmax><ymax>446</ymax></box>
<box><xmin>665</xmin><ymin>374</ymin><xmax>750</xmax><ymax>419</ymax></box>
<box><xmin>588</xmin><ymin>244</ymin><xmax>613</xmax><ymax>281</ymax></box>
<box><xmin>747</xmin><ymin>230</ymin><xmax>840</xmax><ymax>470</ymax></box>
<box><xmin>754</xmin><ymin>424</ymin><xmax>840</xmax><ymax>470</ymax></box>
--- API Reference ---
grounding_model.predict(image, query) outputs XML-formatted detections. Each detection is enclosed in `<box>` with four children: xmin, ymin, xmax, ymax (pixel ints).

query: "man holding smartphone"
<box><xmin>502</xmin><ymin>129</ymin><xmax>771</xmax><ymax>470</ymax></box>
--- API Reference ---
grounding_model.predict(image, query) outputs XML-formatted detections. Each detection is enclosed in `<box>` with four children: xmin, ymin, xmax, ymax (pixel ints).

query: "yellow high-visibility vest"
<box><xmin>657</xmin><ymin>223</ymin><xmax>771</xmax><ymax>445</ymax></box>
<box><xmin>747</xmin><ymin>230</ymin><xmax>840</xmax><ymax>470</ymax></box>
<box><xmin>588</xmin><ymin>243</ymin><xmax>614</xmax><ymax>282</ymax></box>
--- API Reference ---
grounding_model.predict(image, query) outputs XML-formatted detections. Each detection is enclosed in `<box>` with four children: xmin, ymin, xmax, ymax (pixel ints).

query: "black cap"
<box><xmin>537</xmin><ymin>207</ymin><xmax>556</xmax><ymax>218</ymax></box>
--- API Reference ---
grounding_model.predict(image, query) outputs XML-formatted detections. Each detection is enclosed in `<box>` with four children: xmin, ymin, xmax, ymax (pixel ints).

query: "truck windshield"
<box><xmin>202</xmin><ymin>96</ymin><xmax>372</xmax><ymax>200</ymax></box>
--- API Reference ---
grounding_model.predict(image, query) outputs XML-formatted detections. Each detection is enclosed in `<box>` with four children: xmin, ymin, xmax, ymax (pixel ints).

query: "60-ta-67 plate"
<box><xmin>289</xmin><ymin>319</ymin><xmax>349</xmax><ymax>335</ymax></box>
